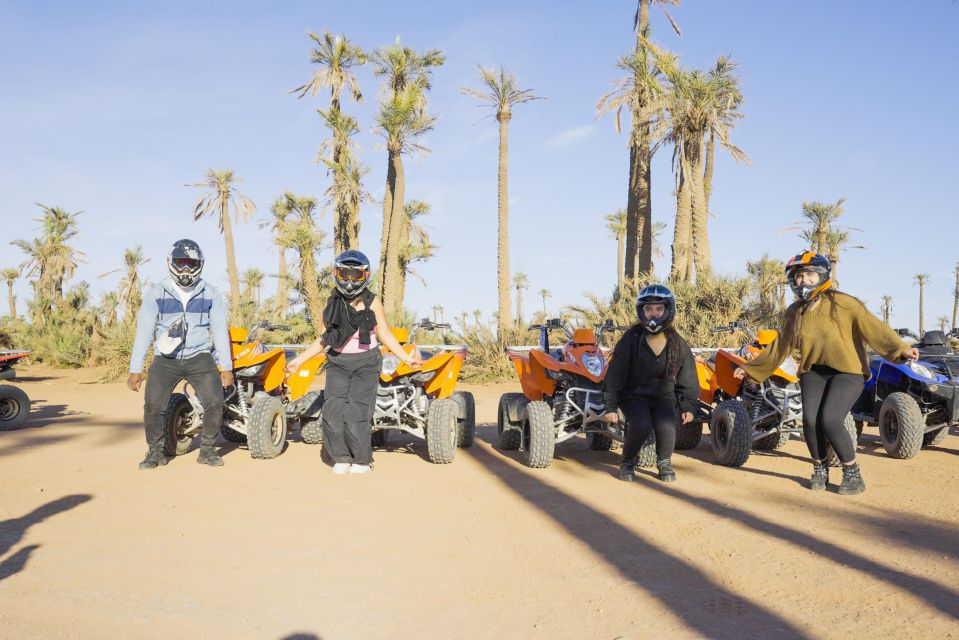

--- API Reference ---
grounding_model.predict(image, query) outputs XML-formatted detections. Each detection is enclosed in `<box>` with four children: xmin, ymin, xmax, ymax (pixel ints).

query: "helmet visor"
<box><xmin>170</xmin><ymin>257</ymin><xmax>202</xmax><ymax>273</ymax></box>
<box><xmin>335</xmin><ymin>266</ymin><xmax>369</xmax><ymax>282</ymax></box>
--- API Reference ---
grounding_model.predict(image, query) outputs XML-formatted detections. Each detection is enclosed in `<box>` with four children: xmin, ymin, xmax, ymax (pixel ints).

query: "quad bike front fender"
<box><xmin>286</xmin><ymin>354</ymin><xmax>326</xmax><ymax>401</ymax></box>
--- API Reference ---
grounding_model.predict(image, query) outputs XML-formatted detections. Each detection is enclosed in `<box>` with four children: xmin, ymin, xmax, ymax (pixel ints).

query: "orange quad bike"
<box><xmin>498</xmin><ymin>318</ymin><xmax>659</xmax><ymax>469</ymax></box>
<box><xmin>364</xmin><ymin>318</ymin><xmax>474</xmax><ymax>464</ymax></box>
<box><xmin>701</xmin><ymin>321</ymin><xmax>856</xmax><ymax>467</ymax></box>
<box><xmin>164</xmin><ymin>321</ymin><xmax>326</xmax><ymax>459</ymax></box>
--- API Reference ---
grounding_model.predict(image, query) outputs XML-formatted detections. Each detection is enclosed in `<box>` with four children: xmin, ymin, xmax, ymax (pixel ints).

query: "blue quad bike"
<box><xmin>851</xmin><ymin>330</ymin><xmax>958</xmax><ymax>459</ymax></box>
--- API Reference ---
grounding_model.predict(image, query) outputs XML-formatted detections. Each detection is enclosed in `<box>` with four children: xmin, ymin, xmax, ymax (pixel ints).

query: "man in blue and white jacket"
<box><xmin>127</xmin><ymin>239</ymin><xmax>234</xmax><ymax>469</ymax></box>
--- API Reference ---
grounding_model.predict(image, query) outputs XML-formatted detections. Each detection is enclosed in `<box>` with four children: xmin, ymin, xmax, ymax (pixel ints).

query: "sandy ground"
<box><xmin>0</xmin><ymin>364</ymin><xmax>957</xmax><ymax>640</ymax></box>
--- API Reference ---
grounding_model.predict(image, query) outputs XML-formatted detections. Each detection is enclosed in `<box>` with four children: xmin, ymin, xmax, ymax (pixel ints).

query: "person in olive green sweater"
<box><xmin>734</xmin><ymin>251</ymin><xmax>918</xmax><ymax>495</ymax></box>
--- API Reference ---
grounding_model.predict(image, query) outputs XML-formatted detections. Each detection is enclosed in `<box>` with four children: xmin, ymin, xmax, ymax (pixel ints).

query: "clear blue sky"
<box><xmin>2</xmin><ymin>1</ymin><xmax>957</xmax><ymax>332</ymax></box>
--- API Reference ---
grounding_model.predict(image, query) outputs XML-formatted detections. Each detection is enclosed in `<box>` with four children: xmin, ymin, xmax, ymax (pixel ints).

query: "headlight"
<box><xmin>236</xmin><ymin>362</ymin><xmax>266</xmax><ymax>378</ymax></box>
<box><xmin>381</xmin><ymin>354</ymin><xmax>401</xmax><ymax>376</ymax></box>
<box><xmin>908</xmin><ymin>360</ymin><xmax>936</xmax><ymax>380</ymax></box>
<box><xmin>582</xmin><ymin>354</ymin><xmax>604</xmax><ymax>377</ymax></box>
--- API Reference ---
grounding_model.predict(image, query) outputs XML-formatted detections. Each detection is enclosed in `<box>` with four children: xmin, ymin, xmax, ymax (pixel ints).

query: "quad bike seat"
<box><xmin>918</xmin><ymin>330</ymin><xmax>954</xmax><ymax>356</ymax></box>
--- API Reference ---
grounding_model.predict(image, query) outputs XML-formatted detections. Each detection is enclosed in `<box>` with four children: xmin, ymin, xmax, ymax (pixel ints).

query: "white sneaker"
<box><xmin>332</xmin><ymin>463</ymin><xmax>351</xmax><ymax>474</ymax></box>
<box><xmin>349</xmin><ymin>464</ymin><xmax>372</xmax><ymax>474</ymax></box>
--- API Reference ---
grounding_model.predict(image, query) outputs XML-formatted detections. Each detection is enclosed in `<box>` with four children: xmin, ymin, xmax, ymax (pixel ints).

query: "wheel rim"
<box><xmin>716</xmin><ymin>416</ymin><xmax>730</xmax><ymax>448</ymax></box>
<box><xmin>882</xmin><ymin>412</ymin><xmax>899</xmax><ymax>442</ymax></box>
<box><xmin>0</xmin><ymin>398</ymin><xmax>18</xmax><ymax>421</ymax></box>
<box><xmin>173</xmin><ymin>407</ymin><xmax>191</xmax><ymax>439</ymax></box>
<box><xmin>271</xmin><ymin>412</ymin><xmax>284</xmax><ymax>447</ymax></box>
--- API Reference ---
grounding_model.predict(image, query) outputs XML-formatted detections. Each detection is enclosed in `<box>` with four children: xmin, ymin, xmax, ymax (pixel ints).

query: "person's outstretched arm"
<box><xmin>371</xmin><ymin>297</ymin><xmax>422</xmax><ymax>367</ymax></box>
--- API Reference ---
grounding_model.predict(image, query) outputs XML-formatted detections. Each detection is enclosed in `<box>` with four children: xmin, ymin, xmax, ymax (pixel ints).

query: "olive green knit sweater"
<box><xmin>741</xmin><ymin>291</ymin><xmax>911</xmax><ymax>382</ymax></box>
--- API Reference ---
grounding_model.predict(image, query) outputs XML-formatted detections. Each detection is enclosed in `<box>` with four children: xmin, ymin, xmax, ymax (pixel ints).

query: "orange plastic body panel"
<box><xmin>714</xmin><ymin>350</ymin><xmax>747</xmax><ymax>397</ymax></box>
<box><xmin>285</xmin><ymin>354</ymin><xmax>326</xmax><ymax>401</ymax></box>
<box><xmin>378</xmin><ymin>333</ymin><xmax>468</xmax><ymax>399</ymax></box>
<box><xmin>571</xmin><ymin>328</ymin><xmax>596</xmax><ymax>345</ymax></box>
<box><xmin>390</xmin><ymin>327</ymin><xmax>410</xmax><ymax>343</ymax></box>
<box><xmin>695</xmin><ymin>356</ymin><xmax>719</xmax><ymax>404</ymax></box>
<box><xmin>508</xmin><ymin>341</ymin><xmax>608</xmax><ymax>402</ymax></box>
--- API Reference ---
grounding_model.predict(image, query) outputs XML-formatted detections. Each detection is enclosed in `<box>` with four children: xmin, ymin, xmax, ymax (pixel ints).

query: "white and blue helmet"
<box><xmin>636</xmin><ymin>284</ymin><xmax>675</xmax><ymax>333</ymax></box>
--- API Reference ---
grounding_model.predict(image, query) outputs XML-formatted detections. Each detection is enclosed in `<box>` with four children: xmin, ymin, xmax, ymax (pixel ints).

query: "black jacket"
<box><xmin>603</xmin><ymin>327</ymin><xmax>700</xmax><ymax>414</ymax></box>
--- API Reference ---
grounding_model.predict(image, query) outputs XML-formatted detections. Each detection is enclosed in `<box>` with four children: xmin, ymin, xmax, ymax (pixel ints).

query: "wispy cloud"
<box><xmin>546</xmin><ymin>124</ymin><xmax>596</xmax><ymax>147</ymax></box>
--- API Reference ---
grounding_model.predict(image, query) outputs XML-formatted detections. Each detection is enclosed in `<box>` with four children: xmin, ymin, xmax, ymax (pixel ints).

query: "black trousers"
<box><xmin>799</xmin><ymin>367</ymin><xmax>864</xmax><ymax>464</ymax></box>
<box><xmin>322</xmin><ymin>348</ymin><xmax>382</xmax><ymax>465</ymax></box>
<box><xmin>144</xmin><ymin>353</ymin><xmax>223</xmax><ymax>449</ymax></box>
<box><xmin>620</xmin><ymin>395</ymin><xmax>677</xmax><ymax>463</ymax></box>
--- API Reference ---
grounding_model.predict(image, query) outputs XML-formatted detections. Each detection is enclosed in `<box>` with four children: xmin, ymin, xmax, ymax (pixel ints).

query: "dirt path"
<box><xmin>1</xmin><ymin>364</ymin><xmax>957</xmax><ymax>639</ymax></box>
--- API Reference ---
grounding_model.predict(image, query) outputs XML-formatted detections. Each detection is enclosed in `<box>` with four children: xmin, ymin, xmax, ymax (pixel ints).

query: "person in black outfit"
<box><xmin>285</xmin><ymin>250</ymin><xmax>421</xmax><ymax>474</ymax></box>
<box><xmin>602</xmin><ymin>284</ymin><xmax>699</xmax><ymax>483</ymax></box>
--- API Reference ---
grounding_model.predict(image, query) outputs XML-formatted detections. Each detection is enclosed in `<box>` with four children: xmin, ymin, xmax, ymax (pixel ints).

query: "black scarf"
<box><xmin>321</xmin><ymin>290</ymin><xmax>376</xmax><ymax>351</ymax></box>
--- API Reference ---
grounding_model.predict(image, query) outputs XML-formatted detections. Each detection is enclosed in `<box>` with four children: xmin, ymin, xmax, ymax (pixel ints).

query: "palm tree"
<box><xmin>100</xmin><ymin>291</ymin><xmax>120</xmax><ymax>327</ymax></box>
<box><xmin>12</xmin><ymin>204</ymin><xmax>85</xmax><ymax>305</ymax></box>
<box><xmin>914</xmin><ymin>274</ymin><xmax>929</xmax><ymax>334</ymax></box>
<box><xmin>262</xmin><ymin>196</ymin><xmax>294</xmax><ymax>321</ymax></box>
<box><xmin>398</xmin><ymin>199</ymin><xmax>437</xmax><ymax>301</ymax></box>
<box><xmin>746</xmin><ymin>254</ymin><xmax>786</xmax><ymax>313</ymax></box>
<box><xmin>596</xmin><ymin>1</ymin><xmax>681</xmax><ymax>284</ymax></box>
<box><xmin>291</xmin><ymin>32</ymin><xmax>367</xmax><ymax>254</ymax></box>
<box><xmin>1</xmin><ymin>268</ymin><xmax>18</xmax><ymax>318</ymax></box>
<box><xmin>462</xmin><ymin>65</ymin><xmax>542</xmax><ymax>337</ymax></box>
<box><xmin>472</xmin><ymin>308</ymin><xmax>483</xmax><ymax>327</ymax></box>
<box><xmin>824</xmin><ymin>227</ymin><xmax>864</xmax><ymax>286</ymax></box>
<box><xmin>538</xmin><ymin>288</ymin><xmax>551</xmax><ymax>317</ymax></box>
<box><xmin>99</xmin><ymin>245</ymin><xmax>149</xmax><ymax>320</ymax></box>
<box><xmin>283</xmin><ymin>194</ymin><xmax>326</xmax><ymax>337</ymax></box>
<box><xmin>243</xmin><ymin>268</ymin><xmax>265</xmax><ymax>317</ymax></box>
<box><xmin>798</xmin><ymin>198</ymin><xmax>845</xmax><ymax>255</ymax></box>
<box><xmin>650</xmin><ymin>54</ymin><xmax>747</xmax><ymax>283</ymax></box>
<box><xmin>513</xmin><ymin>272</ymin><xmax>529</xmax><ymax>326</ymax></box>
<box><xmin>605</xmin><ymin>209</ymin><xmax>627</xmax><ymax>290</ymax></box>
<box><xmin>881</xmin><ymin>295</ymin><xmax>893</xmax><ymax>325</ymax></box>
<box><xmin>188</xmin><ymin>169</ymin><xmax>256</xmax><ymax>321</ymax></box>
<box><xmin>650</xmin><ymin>221</ymin><xmax>668</xmax><ymax>275</ymax></box>
<box><xmin>938</xmin><ymin>316</ymin><xmax>949</xmax><ymax>333</ymax></box>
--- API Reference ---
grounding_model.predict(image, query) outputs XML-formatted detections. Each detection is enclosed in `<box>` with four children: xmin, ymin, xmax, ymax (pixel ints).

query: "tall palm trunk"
<box><xmin>918</xmin><ymin>282</ymin><xmax>925</xmax><ymax>334</ymax></box>
<box><xmin>496</xmin><ymin>113</ymin><xmax>512</xmax><ymax>336</ymax></box>
<box><xmin>670</xmin><ymin>157</ymin><xmax>693</xmax><ymax>282</ymax></box>
<box><xmin>300</xmin><ymin>247</ymin><xmax>325</xmax><ymax>338</ymax></box>
<box><xmin>704</xmin><ymin>130</ymin><xmax>715</xmax><ymax>211</ymax></box>
<box><xmin>616</xmin><ymin>233</ymin><xmax>625</xmax><ymax>291</ymax></box>
<box><xmin>274</xmin><ymin>246</ymin><xmax>288</xmax><ymax>321</ymax></box>
<box><xmin>6</xmin><ymin>282</ymin><xmax>15</xmax><ymax>318</ymax></box>
<box><xmin>627</xmin><ymin>0</ymin><xmax>653</xmax><ymax>281</ymax></box>
<box><xmin>383</xmin><ymin>153</ymin><xmax>406</xmax><ymax>317</ymax></box>
<box><xmin>220</xmin><ymin>194</ymin><xmax>241</xmax><ymax>322</ymax></box>
<box><xmin>516</xmin><ymin>287</ymin><xmax>524</xmax><ymax>326</ymax></box>
<box><xmin>396</xmin><ymin>201</ymin><xmax>411</xmax><ymax>307</ymax></box>
<box><xmin>379</xmin><ymin>155</ymin><xmax>396</xmax><ymax>293</ymax></box>
<box><xmin>689</xmin><ymin>140</ymin><xmax>712</xmax><ymax>282</ymax></box>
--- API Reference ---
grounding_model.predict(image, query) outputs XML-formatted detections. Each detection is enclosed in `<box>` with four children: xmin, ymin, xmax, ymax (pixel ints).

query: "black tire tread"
<box><xmin>523</xmin><ymin>400</ymin><xmax>555</xmax><ymax>468</ymax></box>
<box><xmin>710</xmin><ymin>399</ymin><xmax>753</xmax><ymax>467</ymax></box>
<box><xmin>248</xmin><ymin>395</ymin><xmax>287</xmax><ymax>459</ymax></box>
<box><xmin>878</xmin><ymin>392</ymin><xmax>924</xmax><ymax>460</ymax></box>
<box><xmin>0</xmin><ymin>384</ymin><xmax>30</xmax><ymax>431</ymax></box>
<box><xmin>426</xmin><ymin>398</ymin><xmax>458</xmax><ymax>464</ymax></box>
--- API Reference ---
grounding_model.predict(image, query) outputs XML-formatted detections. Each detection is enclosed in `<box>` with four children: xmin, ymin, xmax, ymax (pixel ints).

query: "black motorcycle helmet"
<box><xmin>167</xmin><ymin>239</ymin><xmax>204</xmax><ymax>287</ymax></box>
<box><xmin>635</xmin><ymin>284</ymin><xmax>675</xmax><ymax>334</ymax></box>
<box><xmin>333</xmin><ymin>250</ymin><xmax>371</xmax><ymax>298</ymax></box>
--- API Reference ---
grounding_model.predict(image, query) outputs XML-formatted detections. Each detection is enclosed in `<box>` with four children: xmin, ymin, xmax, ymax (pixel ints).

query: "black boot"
<box><xmin>197</xmin><ymin>446</ymin><xmax>224</xmax><ymax>467</ymax></box>
<box><xmin>139</xmin><ymin>447</ymin><xmax>169</xmax><ymax>470</ymax></box>
<box><xmin>618</xmin><ymin>457</ymin><xmax>636</xmax><ymax>482</ymax></box>
<box><xmin>838</xmin><ymin>463</ymin><xmax>865</xmax><ymax>495</ymax></box>
<box><xmin>656</xmin><ymin>458</ymin><xmax>676</xmax><ymax>483</ymax></box>
<box><xmin>810</xmin><ymin>462</ymin><xmax>829</xmax><ymax>491</ymax></box>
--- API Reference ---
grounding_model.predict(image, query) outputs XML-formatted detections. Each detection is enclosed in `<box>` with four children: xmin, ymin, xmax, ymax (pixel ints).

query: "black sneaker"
<box><xmin>810</xmin><ymin>463</ymin><xmax>829</xmax><ymax>491</ymax></box>
<box><xmin>838</xmin><ymin>463</ymin><xmax>865</xmax><ymax>495</ymax></box>
<box><xmin>139</xmin><ymin>447</ymin><xmax>169</xmax><ymax>470</ymax></box>
<box><xmin>618</xmin><ymin>459</ymin><xmax>636</xmax><ymax>482</ymax></box>
<box><xmin>197</xmin><ymin>446</ymin><xmax>224</xmax><ymax>467</ymax></box>
<box><xmin>656</xmin><ymin>458</ymin><xmax>676</xmax><ymax>483</ymax></box>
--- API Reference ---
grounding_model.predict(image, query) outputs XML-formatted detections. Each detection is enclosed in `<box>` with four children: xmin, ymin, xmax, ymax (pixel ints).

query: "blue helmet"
<box><xmin>635</xmin><ymin>284</ymin><xmax>675</xmax><ymax>333</ymax></box>
<box><xmin>333</xmin><ymin>250</ymin><xmax>371</xmax><ymax>297</ymax></box>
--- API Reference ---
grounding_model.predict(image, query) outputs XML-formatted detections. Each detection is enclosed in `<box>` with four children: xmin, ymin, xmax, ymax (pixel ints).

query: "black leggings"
<box><xmin>799</xmin><ymin>368</ymin><xmax>864</xmax><ymax>464</ymax></box>
<box><xmin>620</xmin><ymin>396</ymin><xmax>677</xmax><ymax>463</ymax></box>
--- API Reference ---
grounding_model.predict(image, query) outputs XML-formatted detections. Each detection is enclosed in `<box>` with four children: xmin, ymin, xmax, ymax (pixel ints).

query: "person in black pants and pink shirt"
<box><xmin>601</xmin><ymin>284</ymin><xmax>699</xmax><ymax>483</ymax></box>
<box><xmin>286</xmin><ymin>251</ymin><xmax>421</xmax><ymax>474</ymax></box>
